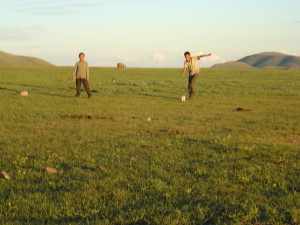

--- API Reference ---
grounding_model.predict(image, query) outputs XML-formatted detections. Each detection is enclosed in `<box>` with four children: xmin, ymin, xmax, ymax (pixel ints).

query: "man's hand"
<box><xmin>181</xmin><ymin>68</ymin><xmax>186</xmax><ymax>77</ymax></box>
<box><xmin>207</xmin><ymin>53</ymin><xmax>212</xmax><ymax>57</ymax></box>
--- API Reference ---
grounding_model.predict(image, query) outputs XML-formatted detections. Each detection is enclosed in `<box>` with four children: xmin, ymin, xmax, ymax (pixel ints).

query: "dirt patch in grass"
<box><xmin>146</xmin><ymin>145</ymin><xmax>166</xmax><ymax>150</ymax></box>
<box><xmin>161</xmin><ymin>129</ymin><xmax>186</xmax><ymax>135</ymax></box>
<box><xmin>264</xmin><ymin>135</ymin><xmax>300</xmax><ymax>147</ymax></box>
<box><xmin>278</xmin><ymin>136</ymin><xmax>300</xmax><ymax>146</ymax></box>
<box><xmin>236</xmin><ymin>108</ymin><xmax>252</xmax><ymax>112</ymax></box>
<box><xmin>60</xmin><ymin>114</ymin><xmax>114</xmax><ymax>120</ymax></box>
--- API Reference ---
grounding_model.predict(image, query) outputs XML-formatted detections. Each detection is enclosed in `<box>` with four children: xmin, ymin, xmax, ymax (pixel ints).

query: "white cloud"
<box><xmin>115</xmin><ymin>53</ymin><xmax>141</xmax><ymax>63</ymax></box>
<box><xmin>14</xmin><ymin>0</ymin><xmax>131</xmax><ymax>15</ymax></box>
<box><xmin>113</xmin><ymin>52</ymin><xmax>168</xmax><ymax>67</ymax></box>
<box><xmin>153</xmin><ymin>53</ymin><xmax>165</xmax><ymax>63</ymax></box>
<box><xmin>0</xmin><ymin>26</ymin><xmax>59</xmax><ymax>41</ymax></box>
<box><xmin>280</xmin><ymin>50</ymin><xmax>300</xmax><ymax>56</ymax></box>
<box><xmin>196</xmin><ymin>52</ymin><xmax>226</xmax><ymax>66</ymax></box>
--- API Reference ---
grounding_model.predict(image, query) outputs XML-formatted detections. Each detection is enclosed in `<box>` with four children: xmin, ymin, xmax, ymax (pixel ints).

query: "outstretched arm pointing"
<box><xmin>197</xmin><ymin>53</ymin><xmax>212</xmax><ymax>60</ymax></box>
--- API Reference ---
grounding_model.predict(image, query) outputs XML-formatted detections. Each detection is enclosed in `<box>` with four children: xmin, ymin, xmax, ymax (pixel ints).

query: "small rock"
<box><xmin>182</xmin><ymin>205</ymin><xmax>189</xmax><ymax>211</ymax></box>
<box><xmin>46</xmin><ymin>167</ymin><xmax>58</xmax><ymax>174</ymax></box>
<box><xmin>102</xmin><ymin>192</ymin><xmax>113</xmax><ymax>197</ymax></box>
<box><xmin>97</xmin><ymin>166</ymin><xmax>106</xmax><ymax>171</ymax></box>
<box><xmin>1</xmin><ymin>171</ymin><xmax>10</xmax><ymax>180</ymax></box>
<box><xmin>186</xmin><ymin>188</ymin><xmax>192</xmax><ymax>194</ymax></box>
<box><xmin>147</xmin><ymin>117</ymin><xmax>151</xmax><ymax>122</ymax></box>
<box><xmin>51</xmin><ymin>153</ymin><xmax>59</xmax><ymax>157</ymax></box>
<box><xmin>277</xmin><ymin>159</ymin><xmax>287</xmax><ymax>165</ymax></box>
<box><xmin>20</xmin><ymin>91</ymin><xmax>29</xmax><ymax>96</ymax></box>
<box><xmin>164</xmin><ymin>193</ymin><xmax>172</xmax><ymax>199</ymax></box>
<box><xmin>130</xmin><ymin>157</ymin><xmax>137</xmax><ymax>162</ymax></box>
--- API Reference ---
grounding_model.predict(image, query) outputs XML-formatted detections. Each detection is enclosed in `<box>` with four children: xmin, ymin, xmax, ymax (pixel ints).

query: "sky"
<box><xmin>0</xmin><ymin>0</ymin><xmax>299</xmax><ymax>67</ymax></box>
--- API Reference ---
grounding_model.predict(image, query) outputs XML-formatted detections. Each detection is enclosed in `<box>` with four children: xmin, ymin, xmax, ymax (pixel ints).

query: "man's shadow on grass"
<box><xmin>0</xmin><ymin>83</ymin><xmax>75</xmax><ymax>98</ymax></box>
<box><xmin>1</xmin><ymin>82</ymin><xmax>48</xmax><ymax>89</ymax></box>
<box><xmin>137</xmin><ymin>93</ymin><xmax>179</xmax><ymax>101</ymax></box>
<box><xmin>0</xmin><ymin>86</ymin><xmax>73</xmax><ymax>98</ymax></box>
<box><xmin>0</xmin><ymin>87</ymin><xmax>20</xmax><ymax>93</ymax></box>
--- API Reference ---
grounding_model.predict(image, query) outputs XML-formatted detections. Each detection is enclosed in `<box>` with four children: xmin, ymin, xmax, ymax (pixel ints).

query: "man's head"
<box><xmin>79</xmin><ymin>52</ymin><xmax>85</xmax><ymax>61</ymax></box>
<box><xmin>184</xmin><ymin>51</ymin><xmax>191</xmax><ymax>61</ymax></box>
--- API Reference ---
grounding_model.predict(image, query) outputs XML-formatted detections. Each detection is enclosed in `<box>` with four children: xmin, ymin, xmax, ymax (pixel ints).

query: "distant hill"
<box><xmin>212</xmin><ymin>61</ymin><xmax>256</xmax><ymax>70</ymax></box>
<box><xmin>238</xmin><ymin>52</ymin><xmax>300</xmax><ymax>70</ymax></box>
<box><xmin>212</xmin><ymin>52</ymin><xmax>300</xmax><ymax>70</ymax></box>
<box><xmin>0</xmin><ymin>51</ymin><xmax>54</xmax><ymax>67</ymax></box>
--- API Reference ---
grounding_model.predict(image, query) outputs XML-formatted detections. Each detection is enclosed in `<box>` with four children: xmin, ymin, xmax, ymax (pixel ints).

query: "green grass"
<box><xmin>0</xmin><ymin>67</ymin><xmax>299</xmax><ymax>225</ymax></box>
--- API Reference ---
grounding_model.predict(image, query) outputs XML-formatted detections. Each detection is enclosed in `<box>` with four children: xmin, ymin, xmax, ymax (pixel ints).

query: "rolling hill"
<box><xmin>211</xmin><ymin>61</ymin><xmax>256</xmax><ymax>70</ymax></box>
<box><xmin>212</xmin><ymin>52</ymin><xmax>300</xmax><ymax>70</ymax></box>
<box><xmin>238</xmin><ymin>52</ymin><xmax>300</xmax><ymax>70</ymax></box>
<box><xmin>0</xmin><ymin>51</ymin><xmax>54</xmax><ymax>67</ymax></box>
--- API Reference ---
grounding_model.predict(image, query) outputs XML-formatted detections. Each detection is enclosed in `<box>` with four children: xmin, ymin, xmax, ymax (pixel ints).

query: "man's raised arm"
<box><xmin>197</xmin><ymin>53</ymin><xmax>212</xmax><ymax>60</ymax></box>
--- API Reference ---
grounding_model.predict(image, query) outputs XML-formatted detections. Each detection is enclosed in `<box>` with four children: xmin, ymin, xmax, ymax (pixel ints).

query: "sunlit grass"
<box><xmin>0</xmin><ymin>67</ymin><xmax>299</xmax><ymax>224</ymax></box>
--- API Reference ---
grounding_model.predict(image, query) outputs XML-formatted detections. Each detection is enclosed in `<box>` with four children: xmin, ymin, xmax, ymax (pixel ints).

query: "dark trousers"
<box><xmin>188</xmin><ymin>74</ymin><xmax>199</xmax><ymax>97</ymax></box>
<box><xmin>76</xmin><ymin>79</ymin><xmax>91</xmax><ymax>96</ymax></box>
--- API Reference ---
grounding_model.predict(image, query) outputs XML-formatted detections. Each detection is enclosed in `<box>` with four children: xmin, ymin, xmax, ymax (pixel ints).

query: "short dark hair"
<box><xmin>184</xmin><ymin>51</ymin><xmax>191</xmax><ymax>57</ymax></box>
<box><xmin>79</xmin><ymin>52</ymin><xmax>85</xmax><ymax>57</ymax></box>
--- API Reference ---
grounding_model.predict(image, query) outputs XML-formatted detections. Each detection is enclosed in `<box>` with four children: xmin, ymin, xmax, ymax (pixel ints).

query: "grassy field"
<box><xmin>0</xmin><ymin>67</ymin><xmax>299</xmax><ymax>225</ymax></box>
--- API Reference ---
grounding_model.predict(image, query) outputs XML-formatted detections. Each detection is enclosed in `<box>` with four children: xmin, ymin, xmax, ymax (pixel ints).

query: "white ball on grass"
<box><xmin>181</xmin><ymin>95</ymin><xmax>186</xmax><ymax>102</ymax></box>
<box><xmin>20</xmin><ymin>91</ymin><xmax>29</xmax><ymax>96</ymax></box>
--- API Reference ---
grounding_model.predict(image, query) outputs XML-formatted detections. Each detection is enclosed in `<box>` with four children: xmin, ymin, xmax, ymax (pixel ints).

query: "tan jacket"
<box><xmin>184</xmin><ymin>57</ymin><xmax>199</xmax><ymax>75</ymax></box>
<box><xmin>73</xmin><ymin>61</ymin><xmax>89</xmax><ymax>81</ymax></box>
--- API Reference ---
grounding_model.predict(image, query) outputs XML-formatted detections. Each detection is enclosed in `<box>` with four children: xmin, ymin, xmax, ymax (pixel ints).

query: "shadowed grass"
<box><xmin>0</xmin><ymin>67</ymin><xmax>299</xmax><ymax>224</ymax></box>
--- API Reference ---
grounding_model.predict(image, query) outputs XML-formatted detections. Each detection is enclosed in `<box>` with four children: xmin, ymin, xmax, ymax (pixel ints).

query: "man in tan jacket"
<box><xmin>181</xmin><ymin>51</ymin><xmax>211</xmax><ymax>99</ymax></box>
<box><xmin>72</xmin><ymin>52</ymin><xmax>92</xmax><ymax>98</ymax></box>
